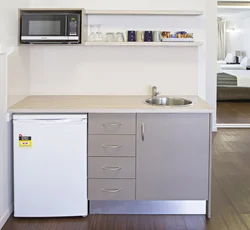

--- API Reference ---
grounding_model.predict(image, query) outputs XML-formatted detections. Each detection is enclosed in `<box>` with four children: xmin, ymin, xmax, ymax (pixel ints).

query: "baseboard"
<box><xmin>0</xmin><ymin>205</ymin><xmax>13</xmax><ymax>229</ymax></box>
<box><xmin>217</xmin><ymin>124</ymin><xmax>250</xmax><ymax>128</ymax></box>
<box><xmin>90</xmin><ymin>200</ymin><xmax>206</xmax><ymax>214</ymax></box>
<box><xmin>212</xmin><ymin>126</ymin><xmax>217</xmax><ymax>132</ymax></box>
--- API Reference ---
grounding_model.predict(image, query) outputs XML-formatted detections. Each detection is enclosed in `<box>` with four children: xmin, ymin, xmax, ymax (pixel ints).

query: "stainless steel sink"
<box><xmin>145</xmin><ymin>97</ymin><xmax>193</xmax><ymax>106</ymax></box>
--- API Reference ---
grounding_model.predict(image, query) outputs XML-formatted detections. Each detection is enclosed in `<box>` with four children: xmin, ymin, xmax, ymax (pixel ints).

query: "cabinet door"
<box><xmin>136</xmin><ymin>113</ymin><xmax>210</xmax><ymax>200</ymax></box>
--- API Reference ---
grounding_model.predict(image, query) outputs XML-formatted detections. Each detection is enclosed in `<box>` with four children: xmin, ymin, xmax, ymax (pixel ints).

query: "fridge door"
<box><xmin>13</xmin><ymin>116</ymin><xmax>87</xmax><ymax>217</ymax></box>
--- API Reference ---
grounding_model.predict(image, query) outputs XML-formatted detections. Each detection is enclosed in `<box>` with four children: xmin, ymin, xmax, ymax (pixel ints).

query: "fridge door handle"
<box><xmin>14</xmin><ymin>119</ymin><xmax>86</xmax><ymax>124</ymax></box>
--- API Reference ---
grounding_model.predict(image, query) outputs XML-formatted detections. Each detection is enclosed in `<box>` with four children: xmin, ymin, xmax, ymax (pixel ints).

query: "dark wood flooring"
<box><xmin>3</xmin><ymin>129</ymin><xmax>250</xmax><ymax>230</ymax></box>
<box><xmin>217</xmin><ymin>102</ymin><xmax>250</xmax><ymax>124</ymax></box>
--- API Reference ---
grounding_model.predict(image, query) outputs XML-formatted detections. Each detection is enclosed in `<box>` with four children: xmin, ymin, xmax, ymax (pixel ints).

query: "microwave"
<box><xmin>20</xmin><ymin>10</ymin><xmax>82</xmax><ymax>44</ymax></box>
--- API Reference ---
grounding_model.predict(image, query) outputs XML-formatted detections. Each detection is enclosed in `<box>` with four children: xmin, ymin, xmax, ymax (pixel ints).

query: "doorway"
<box><xmin>217</xmin><ymin>1</ymin><xmax>250</xmax><ymax>128</ymax></box>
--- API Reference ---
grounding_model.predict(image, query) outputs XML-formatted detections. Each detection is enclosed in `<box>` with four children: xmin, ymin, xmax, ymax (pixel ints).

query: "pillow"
<box><xmin>225</xmin><ymin>53</ymin><xmax>235</xmax><ymax>63</ymax></box>
<box><xmin>241</xmin><ymin>57</ymin><xmax>248</xmax><ymax>66</ymax></box>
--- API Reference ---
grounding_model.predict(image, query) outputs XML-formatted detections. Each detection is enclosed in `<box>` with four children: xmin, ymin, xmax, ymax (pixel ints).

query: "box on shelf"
<box><xmin>161</xmin><ymin>38</ymin><xmax>194</xmax><ymax>42</ymax></box>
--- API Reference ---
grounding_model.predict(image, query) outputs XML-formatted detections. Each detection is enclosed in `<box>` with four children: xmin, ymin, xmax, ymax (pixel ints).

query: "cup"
<box><xmin>127</xmin><ymin>31</ymin><xmax>136</xmax><ymax>42</ymax></box>
<box><xmin>153</xmin><ymin>31</ymin><xmax>161</xmax><ymax>42</ymax></box>
<box><xmin>116</xmin><ymin>32</ymin><xmax>124</xmax><ymax>42</ymax></box>
<box><xmin>136</xmin><ymin>31</ymin><xmax>144</xmax><ymax>42</ymax></box>
<box><xmin>144</xmin><ymin>31</ymin><xmax>153</xmax><ymax>42</ymax></box>
<box><xmin>105</xmin><ymin>33</ymin><xmax>116</xmax><ymax>42</ymax></box>
<box><xmin>161</xmin><ymin>31</ymin><xmax>171</xmax><ymax>38</ymax></box>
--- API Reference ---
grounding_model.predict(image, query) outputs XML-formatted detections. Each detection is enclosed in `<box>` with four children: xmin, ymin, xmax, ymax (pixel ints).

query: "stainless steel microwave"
<box><xmin>20</xmin><ymin>10</ymin><xmax>81</xmax><ymax>44</ymax></box>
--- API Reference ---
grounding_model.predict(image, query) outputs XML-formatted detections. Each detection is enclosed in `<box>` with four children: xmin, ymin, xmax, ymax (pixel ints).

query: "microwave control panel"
<box><xmin>68</xmin><ymin>15</ymin><xmax>79</xmax><ymax>36</ymax></box>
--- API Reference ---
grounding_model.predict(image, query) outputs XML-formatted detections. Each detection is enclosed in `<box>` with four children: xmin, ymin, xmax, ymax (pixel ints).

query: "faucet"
<box><xmin>152</xmin><ymin>86</ymin><xmax>160</xmax><ymax>98</ymax></box>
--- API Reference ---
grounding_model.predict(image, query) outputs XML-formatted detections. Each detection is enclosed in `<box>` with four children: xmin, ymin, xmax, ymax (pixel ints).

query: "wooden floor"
<box><xmin>217</xmin><ymin>102</ymin><xmax>250</xmax><ymax>123</ymax></box>
<box><xmin>3</xmin><ymin>129</ymin><xmax>250</xmax><ymax>230</ymax></box>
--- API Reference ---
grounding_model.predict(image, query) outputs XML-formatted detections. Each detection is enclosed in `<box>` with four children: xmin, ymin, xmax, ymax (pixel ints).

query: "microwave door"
<box><xmin>21</xmin><ymin>14</ymin><xmax>68</xmax><ymax>42</ymax></box>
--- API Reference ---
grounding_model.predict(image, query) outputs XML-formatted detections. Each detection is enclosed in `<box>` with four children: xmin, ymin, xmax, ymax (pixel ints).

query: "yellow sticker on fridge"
<box><xmin>19</xmin><ymin>134</ymin><xmax>32</xmax><ymax>147</ymax></box>
<box><xmin>19</xmin><ymin>140</ymin><xmax>32</xmax><ymax>147</ymax></box>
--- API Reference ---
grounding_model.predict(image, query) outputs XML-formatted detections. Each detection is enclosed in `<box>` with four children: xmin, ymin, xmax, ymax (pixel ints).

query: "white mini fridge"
<box><xmin>13</xmin><ymin>114</ymin><xmax>88</xmax><ymax>217</ymax></box>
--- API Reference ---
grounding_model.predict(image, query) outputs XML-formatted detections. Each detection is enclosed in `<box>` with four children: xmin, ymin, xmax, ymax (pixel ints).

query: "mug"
<box><xmin>116</xmin><ymin>32</ymin><xmax>125</xmax><ymax>42</ymax></box>
<box><xmin>153</xmin><ymin>31</ymin><xmax>161</xmax><ymax>42</ymax></box>
<box><xmin>144</xmin><ymin>31</ymin><xmax>153</xmax><ymax>42</ymax></box>
<box><xmin>136</xmin><ymin>31</ymin><xmax>144</xmax><ymax>42</ymax></box>
<box><xmin>127</xmin><ymin>31</ymin><xmax>136</xmax><ymax>42</ymax></box>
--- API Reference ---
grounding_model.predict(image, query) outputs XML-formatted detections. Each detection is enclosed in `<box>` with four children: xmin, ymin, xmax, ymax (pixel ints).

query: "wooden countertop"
<box><xmin>8</xmin><ymin>95</ymin><xmax>214</xmax><ymax>113</ymax></box>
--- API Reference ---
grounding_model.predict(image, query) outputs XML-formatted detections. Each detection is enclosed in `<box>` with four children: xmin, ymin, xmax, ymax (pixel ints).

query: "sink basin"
<box><xmin>145</xmin><ymin>97</ymin><xmax>193</xmax><ymax>106</ymax></box>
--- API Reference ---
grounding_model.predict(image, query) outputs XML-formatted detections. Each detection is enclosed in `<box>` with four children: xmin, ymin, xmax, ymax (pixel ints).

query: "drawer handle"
<box><xmin>103</xmin><ymin>123</ymin><xmax>122</xmax><ymax>127</ymax></box>
<box><xmin>102</xmin><ymin>188</ymin><xmax>122</xmax><ymax>193</ymax></box>
<box><xmin>102</xmin><ymin>145</ymin><xmax>121</xmax><ymax>149</ymax></box>
<box><xmin>102</xmin><ymin>167</ymin><xmax>122</xmax><ymax>171</ymax></box>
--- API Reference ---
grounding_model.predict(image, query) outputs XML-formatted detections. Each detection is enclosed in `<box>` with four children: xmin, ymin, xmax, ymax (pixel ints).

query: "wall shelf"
<box><xmin>84</xmin><ymin>42</ymin><xmax>204</xmax><ymax>47</ymax></box>
<box><xmin>85</xmin><ymin>10</ymin><xmax>204</xmax><ymax>16</ymax></box>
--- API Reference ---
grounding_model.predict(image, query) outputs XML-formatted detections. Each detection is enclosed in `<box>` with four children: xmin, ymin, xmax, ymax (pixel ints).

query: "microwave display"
<box><xmin>20</xmin><ymin>11</ymin><xmax>81</xmax><ymax>44</ymax></box>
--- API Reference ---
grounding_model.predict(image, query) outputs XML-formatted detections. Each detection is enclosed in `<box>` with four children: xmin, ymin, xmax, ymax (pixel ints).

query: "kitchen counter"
<box><xmin>8</xmin><ymin>95</ymin><xmax>213</xmax><ymax>113</ymax></box>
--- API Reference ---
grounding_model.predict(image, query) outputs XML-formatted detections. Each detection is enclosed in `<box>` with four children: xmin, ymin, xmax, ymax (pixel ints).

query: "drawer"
<box><xmin>88</xmin><ymin>157</ymin><xmax>135</xmax><ymax>179</ymax></box>
<box><xmin>88</xmin><ymin>135</ymin><xmax>136</xmax><ymax>157</ymax></box>
<box><xmin>88</xmin><ymin>179</ymin><xmax>135</xmax><ymax>200</ymax></box>
<box><xmin>88</xmin><ymin>114</ymin><xmax>136</xmax><ymax>135</ymax></box>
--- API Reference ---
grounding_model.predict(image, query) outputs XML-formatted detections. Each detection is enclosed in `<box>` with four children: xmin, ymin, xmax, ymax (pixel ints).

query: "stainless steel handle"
<box><xmin>102</xmin><ymin>167</ymin><xmax>122</xmax><ymax>171</ymax></box>
<box><xmin>102</xmin><ymin>188</ymin><xmax>121</xmax><ymax>193</ymax></box>
<box><xmin>141</xmin><ymin>123</ymin><xmax>145</xmax><ymax>141</ymax></box>
<box><xmin>103</xmin><ymin>123</ymin><xmax>122</xmax><ymax>127</ymax></box>
<box><xmin>102</xmin><ymin>145</ymin><xmax>121</xmax><ymax>149</ymax></box>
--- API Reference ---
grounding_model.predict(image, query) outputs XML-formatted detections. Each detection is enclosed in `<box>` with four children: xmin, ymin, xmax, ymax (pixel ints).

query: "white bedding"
<box><xmin>217</xmin><ymin>60</ymin><xmax>226</xmax><ymax>65</ymax></box>
<box><xmin>220</xmin><ymin>64</ymin><xmax>246</xmax><ymax>70</ymax></box>
<box><xmin>223</xmin><ymin>70</ymin><xmax>250</xmax><ymax>87</ymax></box>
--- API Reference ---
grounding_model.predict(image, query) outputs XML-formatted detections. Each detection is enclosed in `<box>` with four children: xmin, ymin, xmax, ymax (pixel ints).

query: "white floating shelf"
<box><xmin>85</xmin><ymin>10</ymin><xmax>204</xmax><ymax>16</ymax></box>
<box><xmin>84</xmin><ymin>42</ymin><xmax>204</xmax><ymax>47</ymax></box>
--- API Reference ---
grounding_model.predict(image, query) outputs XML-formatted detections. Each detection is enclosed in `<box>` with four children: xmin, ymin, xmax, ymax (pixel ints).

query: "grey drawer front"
<box><xmin>88</xmin><ymin>179</ymin><xmax>135</xmax><ymax>200</ymax></box>
<box><xmin>88</xmin><ymin>135</ymin><xmax>136</xmax><ymax>157</ymax></box>
<box><xmin>88</xmin><ymin>157</ymin><xmax>135</xmax><ymax>179</ymax></box>
<box><xmin>89</xmin><ymin>114</ymin><xmax>136</xmax><ymax>135</ymax></box>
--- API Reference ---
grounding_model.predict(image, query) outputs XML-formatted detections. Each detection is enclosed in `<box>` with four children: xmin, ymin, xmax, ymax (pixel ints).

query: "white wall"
<box><xmin>225</xmin><ymin>16</ymin><xmax>250</xmax><ymax>58</ymax></box>
<box><xmin>0</xmin><ymin>0</ymin><xmax>30</xmax><ymax>228</ymax></box>
<box><xmin>243</xmin><ymin>17</ymin><xmax>250</xmax><ymax>57</ymax></box>
<box><xmin>29</xmin><ymin>0</ymin><xmax>205</xmax><ymax>97</ymax></box>
<box><xmin>0</xmin><ymin>54</ymin><xmax>8</xmax><ymax>229</ymax></box>
<box><xmin>206</xmin><ymin>0</ymin><xmax>217</xmax><ymax>130</ymax></box>
<box><xmin>29</xmin><ymin>14</ymin><xmax>205</xmax><ymax>96</ymax></box>
<box><xmin>8</xmin><ymin>47</ymin><xmax>30</xmax><ymax>107</ymax></box>
<box><xmin>28</xmin><ymin>0</ymin><xmax>217</xmax><ymax>130</ymax></box>
<box><xmin>225</xmin><ymin>19</ymin><xmax>244</xmax><ymax>55</ymax></box>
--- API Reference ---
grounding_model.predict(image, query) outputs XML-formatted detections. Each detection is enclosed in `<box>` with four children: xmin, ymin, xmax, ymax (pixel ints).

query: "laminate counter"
<box><xmin>8</xmin><ymin>95</ymin><xmax>213</xmax><ymax>113</ymax></box>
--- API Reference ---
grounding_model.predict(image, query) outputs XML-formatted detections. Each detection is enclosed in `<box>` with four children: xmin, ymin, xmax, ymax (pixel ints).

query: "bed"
<box><xmin>219</xmin><ymin>64</ymin><xmax>246</xmax><ymax>70</ymax></box>
<box><xmin>218</xmin><ymin>57</ymin><xmax>248</xmax><ymax>71</ymax></box>
<box><xmin>217</xmin><ymin>69</ymin><xmax>250</xmax><ymax>101</ymax></box>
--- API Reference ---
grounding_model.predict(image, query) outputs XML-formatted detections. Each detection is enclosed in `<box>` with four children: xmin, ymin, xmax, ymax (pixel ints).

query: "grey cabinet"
<box><xmin>136</xmin><ymin>113</ymin><xmax>210</xmax><ymax>200</ymax></box>
<box><xmin>88</xmin><ymin>157</ymin><xmax>136</xmax><ymax>179</ymax></box>
<box><xmin>88</xmin><ymin>179</ymin><xmax>136</xmax><ymax>200</ymax></box>
<box><xmin>88</xmin><ymin>113</ymin><xmax>136</xmax><ymax>135</ymax></box>
<box><xmin>88</xmin><ymin>113</ymin><xmax>136</xmax><ymax>200</ymax></box>
<box><xmin>88</xmin><ymin>135</ymin><xmax>136</xmax><ymax>157</ymax></box>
